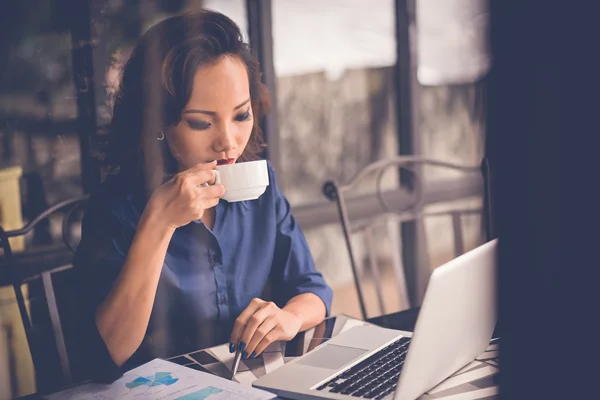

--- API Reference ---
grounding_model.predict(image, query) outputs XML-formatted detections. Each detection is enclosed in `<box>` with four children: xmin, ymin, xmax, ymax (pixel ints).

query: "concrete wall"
<box><xmin>274</xmin><ymin>67</ymin><xmax>486</xmax><ymax>292</ymax></box>
<box><xmin>277</xmin><ymin>67</ymin><xmax>399</xmax><ymax>288</ymax></box>
<box><xmin>419</xmin><ymin>84</ymin><xmax>487</xmax><ymax>268</ymax></box>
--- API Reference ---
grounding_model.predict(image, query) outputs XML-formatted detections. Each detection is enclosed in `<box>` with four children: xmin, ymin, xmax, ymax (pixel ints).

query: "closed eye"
<box><xmin>235</xmin><ymin>110</ymin><xmax>252</xmax><ymax>122</ymax></box>
<box><xmin>187</xmin><ymin>119</ymin><xmax>211</xmax><ymax>131</ymax></box>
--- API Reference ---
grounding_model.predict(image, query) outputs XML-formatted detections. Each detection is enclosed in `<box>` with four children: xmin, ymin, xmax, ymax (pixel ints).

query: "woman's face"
<box><xmin>166</xmin><ymin>55</ymin><xmax>253</xmax><ymax>169</ymax></box>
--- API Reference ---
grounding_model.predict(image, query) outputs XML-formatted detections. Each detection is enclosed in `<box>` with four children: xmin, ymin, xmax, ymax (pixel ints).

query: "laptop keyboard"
<box><xmin>315</xmin><ymin>336</ymin><xmax>411</xmax><ymax>399</ymax></box>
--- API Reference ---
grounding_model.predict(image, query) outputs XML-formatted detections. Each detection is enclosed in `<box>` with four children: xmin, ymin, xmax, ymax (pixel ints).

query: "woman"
<box><xmin>72</xmin><ymin>10</ymin><xmax>332</xmax><ymax>381</ymax></box>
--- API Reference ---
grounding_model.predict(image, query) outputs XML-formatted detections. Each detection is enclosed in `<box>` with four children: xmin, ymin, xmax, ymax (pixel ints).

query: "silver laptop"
<box><xmin>253</xmin><ymin>239</ymin><xmax>498</xmax><ymax>400</ymax></box>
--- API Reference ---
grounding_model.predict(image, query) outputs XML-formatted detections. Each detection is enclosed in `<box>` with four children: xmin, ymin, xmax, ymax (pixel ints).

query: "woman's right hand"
<box><xmin>145</xmin><ymin>161</ymin><xmax>225</xmax><ymax>229</ymax></box>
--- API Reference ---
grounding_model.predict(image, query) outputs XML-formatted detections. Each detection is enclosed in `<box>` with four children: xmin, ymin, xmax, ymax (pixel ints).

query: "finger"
<box><xmin>239</xmin><ymin>305</ymin><xmax>273</xmax><ymax>358</ymax></box>
<box><xmin>197</xmin><ymin>196</ymin><xmax>220</xmax><ymax>215</ymax></box>
<box><xmin>186</xmin><ymin>160</ymin><xmax>218</xmax><ymax>172</ymax></box>
<box><xmin>188</xmin><ymin>169</ymin><xmax>217</xmax><ymax>186</ymax></box>
<box><xmin>253</xmin><ymin>327</ymin><xmax>281</xmax><ymax>358</ymax></box>
<box><xmin>200</xmin><ymin>170</ymin><xmax>217</xmax><ymax>186</ymax></box>
<box><xmin>172</xmin><ymin>169</ymin><xmax>215</xmax><ymax>190</ymax></box>
<box><xmin>198</xmin><ymin>183</ymin><xmax>225</xmax><ymax>199</ymax></box>
<box><xmin>178</xmin><ymin>161</ymin><xmax>217</xmax><ymax>182</ymax></box>
<box><xmin>230</xmin><ymin>298</ymin><xmax>266</xmax><ymax>349</ymax></box>
<box><xmin>245</xmin><ymin>315</ymin><xmax>278</xmax><ymax>357</ymax></box>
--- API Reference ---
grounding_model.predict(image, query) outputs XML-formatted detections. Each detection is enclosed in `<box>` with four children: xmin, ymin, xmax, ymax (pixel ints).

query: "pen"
<box><xmin>229</xmin><ymin>346</ymin><xmax>243</xmax><ymax>380</ymax></box>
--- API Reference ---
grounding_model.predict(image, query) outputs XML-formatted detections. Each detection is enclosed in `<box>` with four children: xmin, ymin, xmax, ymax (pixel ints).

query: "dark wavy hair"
<box><xmin>104</xmin><ymin>10</ymin><xmax>269</xmax><ymax>192</ymax></box>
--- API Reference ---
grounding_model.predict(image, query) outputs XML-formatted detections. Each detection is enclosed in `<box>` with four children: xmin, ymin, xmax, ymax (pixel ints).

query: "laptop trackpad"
<box><xmin>296</xmin><ymin>344</ymin><xmax>367</xmax><ymax>370</ymax></box>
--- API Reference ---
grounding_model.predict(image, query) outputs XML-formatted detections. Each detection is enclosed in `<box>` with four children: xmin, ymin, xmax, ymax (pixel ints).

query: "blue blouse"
<box><xmin>71</xmin><ymin>161</ymin><xmax>332</xmax><ymax>381</ymax></box>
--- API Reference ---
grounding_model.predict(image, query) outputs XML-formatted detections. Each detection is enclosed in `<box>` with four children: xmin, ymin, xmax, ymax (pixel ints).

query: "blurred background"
<box><xmin>0</xmin><ymin>1</ymin><xmax>490</xmax><ymax>397</ymax></box>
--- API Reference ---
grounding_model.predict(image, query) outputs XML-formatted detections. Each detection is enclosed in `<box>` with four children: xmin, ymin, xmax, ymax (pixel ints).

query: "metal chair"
<box><xmin>323</xmin><ymin>156</ymin><xmax>485</xmax><ymax>320</ymax></box>
<box><xmin>0</xmin><ymin>194</ymin><xmax>89</xmax><ymax>390</ymax></box>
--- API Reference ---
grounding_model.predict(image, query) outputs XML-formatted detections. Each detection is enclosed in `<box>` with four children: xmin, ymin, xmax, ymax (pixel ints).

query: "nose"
<box><xmin>214</xmin><ymin>123</ymin><xmax>237</xmax><ymax>154</ymax></box>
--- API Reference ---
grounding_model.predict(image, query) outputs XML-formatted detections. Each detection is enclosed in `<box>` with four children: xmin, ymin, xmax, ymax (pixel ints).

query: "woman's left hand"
<box><xmin>229</xmin><ymin>298</ymin><xmax>303</xmax><ymax>359</ymax></box>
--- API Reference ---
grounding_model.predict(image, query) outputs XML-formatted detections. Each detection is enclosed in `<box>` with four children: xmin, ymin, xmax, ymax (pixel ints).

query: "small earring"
<box><xmin>157</xmin><ymin>130</ymin><xmax>165</xmax><ymax>141</ymax></box>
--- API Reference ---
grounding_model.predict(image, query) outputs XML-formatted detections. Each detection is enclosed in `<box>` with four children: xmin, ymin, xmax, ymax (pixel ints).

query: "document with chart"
<box><xmin>44</xmin><ymin>358</ymin><xmax>276</xmax><ymax>400</ymax></box>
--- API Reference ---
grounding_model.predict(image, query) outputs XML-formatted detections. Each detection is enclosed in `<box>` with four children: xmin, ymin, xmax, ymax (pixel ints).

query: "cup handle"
<box><xmin>201</xmin><ymin>170</ymin><xmax>220</xmax><ymax>187</ymax></box>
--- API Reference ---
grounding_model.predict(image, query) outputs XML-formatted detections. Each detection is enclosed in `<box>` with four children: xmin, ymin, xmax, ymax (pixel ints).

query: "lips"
<box><xmin>217</xmin><ymin>158</ymin><xmax>236</xmax><ymax>166</ymax></box>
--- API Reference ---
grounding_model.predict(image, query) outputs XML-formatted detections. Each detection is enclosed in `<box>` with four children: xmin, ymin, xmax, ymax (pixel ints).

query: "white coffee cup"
<box><xmin>213</xmin><ymin>160</ymin><xmax>269</xmax><ymax>202</ymax></box>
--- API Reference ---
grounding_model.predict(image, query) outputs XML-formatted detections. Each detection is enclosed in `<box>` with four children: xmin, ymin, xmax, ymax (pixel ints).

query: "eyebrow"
<box><xmin>183</xmin><ymin>98</ymin><xmax>251</xmax><ymax>116</ymax></box>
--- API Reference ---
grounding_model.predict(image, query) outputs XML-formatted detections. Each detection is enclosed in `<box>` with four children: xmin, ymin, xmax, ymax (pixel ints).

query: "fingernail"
<box><xmin>229</xmin><ymin>343</ymin><xmax>235</xmax><ymax>353</ymax></box>
<box><xmin>250</xmin><ymin>351</ymin><xmax>256</xmax><ymax>359</ymax></box>
<box><xmin>239</xmin><ymin>341</ymin><xmax>246</xmax><ymax>352</ymax></box>
<box><xmin>242</xmin><ymin>351</ymin><xmax>248</xmax><ymax>359</ymax></box>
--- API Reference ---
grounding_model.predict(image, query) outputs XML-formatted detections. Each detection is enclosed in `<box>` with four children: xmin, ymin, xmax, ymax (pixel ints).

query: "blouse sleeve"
<box><xmin>68</xmin><ymin>193</ymin><xmax>136</xmax><ymax>383</ymax></box>
<box><xmin>267</xmin><ymin>164</ymin><xmax>333</xmax><ymax>316</ymax></box>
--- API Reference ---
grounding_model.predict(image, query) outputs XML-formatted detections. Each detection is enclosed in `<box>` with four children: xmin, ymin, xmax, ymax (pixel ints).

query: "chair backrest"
<box><xmin>322</xmin><ymin>156</ymin><xmax>486</xmax><ymax>320</ymax></box>
<box><xmin>0</xmin><ymin>195</ymin><xmax>89</xmax><ymax>393</ymax></box>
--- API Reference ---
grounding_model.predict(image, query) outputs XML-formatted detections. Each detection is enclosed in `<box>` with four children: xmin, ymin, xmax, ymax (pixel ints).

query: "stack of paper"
<box><xmin>44</xmin><ymin>358</ymin><xmax>276</xmax><ymax>400</ymax></box>
<box><xmin>418</xmin><ymin>343</ymin><xmax>500</xmax><ymax>399</ymax></box>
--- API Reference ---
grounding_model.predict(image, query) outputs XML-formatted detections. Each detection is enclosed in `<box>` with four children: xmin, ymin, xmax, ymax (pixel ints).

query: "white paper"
<box><xmin>452</xmin><ymin>360</ymin><xmax>486</xmax><ymax>376</ymax></box>
<box><xmin>263</xmin><ymin>351</ymin><xmax>285</xmax><ymax>375</ymax></box>
<box><xmin>44</xmin><ymin>358</ymin><xmax>275</xmax><ymax>400</ymax></box>
<box><xmin>264</xmin><ymin>341</ymin><xmax>283</xmax><ymax>353</ymax></box>
<box><xmin>208</xmin><ymin>345</ymin><xmax>236</xmax><ymax>370</ymax></box>
<box><xmin>202</xmin><ymin>361</ymin><xmax>234</xmax><ymax>380</ymax></box>
<box><xmin>234</xmin><ymin>370</ymin><xmax>257</xmax><ymax>386</ymax></box>
<box><xmin>430</xmin><ymin>386</ymin><xmax>499</xmax><ymax>400</ymax></box>
<box><xmin>485</xmin><ymin>343</ymin><xmax>499</xmax><ymax>351</ymax></box>
<box><xmin>428</xmin><ymin>365</ymin><xmax>499</xmax><ymax>394</ymax></box>
<box><xmin>476</xmin><ymin>350</ymin><xmax>499</xmax><ymax>360</ymax></box>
